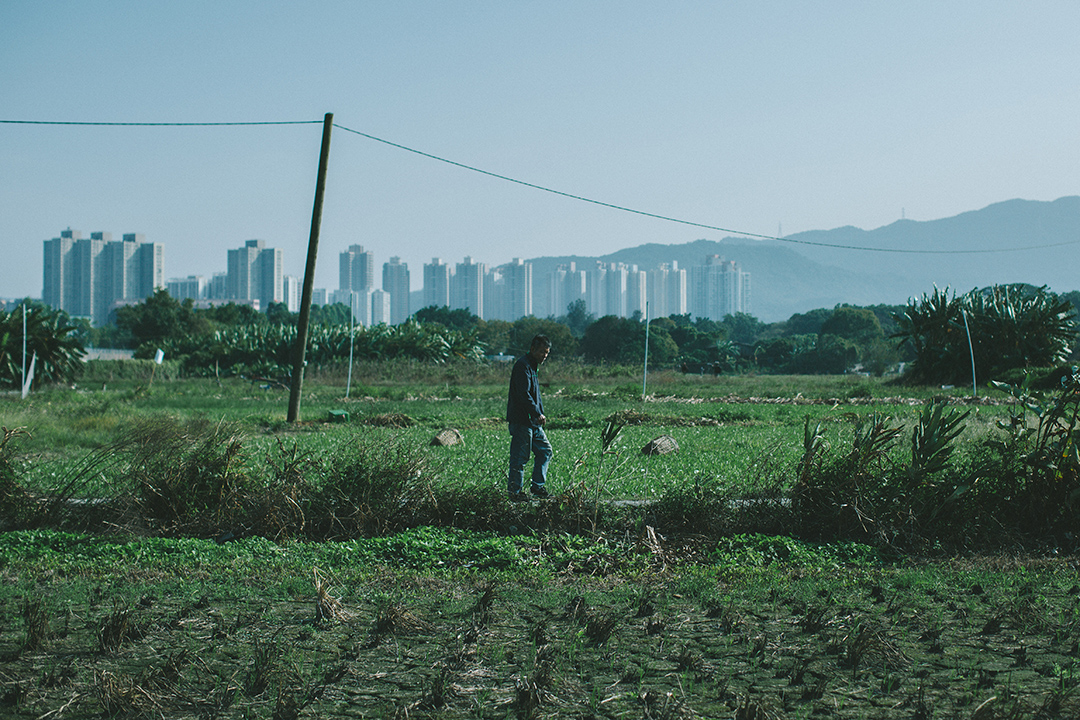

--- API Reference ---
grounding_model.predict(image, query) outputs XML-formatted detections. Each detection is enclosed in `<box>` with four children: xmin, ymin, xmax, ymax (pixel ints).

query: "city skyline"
<box><xmin>38</xmin><ymin>228</ymin><xmax>750</xmax><ymax>326</ymax></box>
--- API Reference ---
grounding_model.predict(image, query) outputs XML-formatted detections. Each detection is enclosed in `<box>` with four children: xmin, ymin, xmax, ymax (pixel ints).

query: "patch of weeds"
<box><xmin>313</xmin><ymin>567</ymin><xmax>353</xmax><ymax>623</ymax></box>
<box><xmin>792</xmin><ymin>411</ymin><xmax>904</xmax><ymax>541</ymax></box>
<box><xmin>539</xmin><ymin>533</ymin><xmax>621</xmax><ymax>575</ymax></box>
<box><xmin>670</xmin><ymin>647</ymin><xmax>704</xmax><ymax>674</ymax></box>
<box><xmin>547</xmin><ymin>413</ymin><xmax>592</xmax><ymax>429</ymax></box>
<box><xmin>310</xmin><ymin>433</ymin><xmax>433</xmax><ymax>537</ymax></box>
<box><xmin>705</xmin><ymin>408</ymin><xmax>755</xmax><ymax>424</ymax></box>
<box><xmin>0</xmin><ymin>427</ymin><xmax>37</xmax><ymax>529</ymax></box>
<box><xmin>605</xmin><ymin>409</ymin><xmax>650</xmax><ymax>426</ymax></box>
<box><xmin>640</xmin><ymin>689</ymin><xmax>694</xmax><ymax>719</ymax></box>
<box><xmin>412</xmin><ymin>666</ymin><xmax>453</xmax><ymax>713</ymax></box>
<box><xmin>124</xmin><ymin>416</ymin><xmax>253</xmax><ymax>537</ymax></box>
<box><xmin>711</xmin><ymin>534</ymin><xmax>881</xmax><ymax>571</ymax></box>
<box><xmin>256</xmin><ymin>438</ymin><xmax>315</xmax><ymax>540</ymax></box>
<box><xmin>94</xmin><ymin>669</ymin><xmax>147</xmax><ymax>716</ymax></box>
<box><xmin>562</xmin><ymin>387</ymin><xmax>606</xmax><ymax>401</ymax></box>
<box><xmin>470</xmin><ymin>581</ymin><xmax>498</xmax><ymax>625</ymax></box>
<box><xmin>514</xmin><ymin>675</ymin><xmax>544</xmax><ymax>719</ymax></box>
<box><xmin>799</xmin><ymin>605</ymin><xmax>829</xmax><ymax>633</ymax></box>
<box><xmin>334</xmin><ymin>526</ymin><xmax>524</xmax><ymax>570</ymax></box>
<box><xmin>371</xmin><ymin>601</ymin><xmax>433</xmax><ymax>639</ymax></box>
<box><xmin>845</xmin><ymin>383</ymin><xmax>875</xmax><ymax>399</ymax></box>
<box><xmin>583</xmin><ymin>610</ymin><xmax>619</xmax><ymax>645</ymax></box>
<box><xmin>21</xmin><ymin>597</ymin><xmax>50</xmax><ymax>651</ymax></box>
<box><xmin>246</xmin><ymin>638</ymin><xmax>282</xmax><ymax>697</ymax></box>
<box><xmin>840</xmin><ymin>619</ymin><xmax>908</xmax><ymax>676</ymax></box>
<box><xmin>531</xmin><ymin>643</ymin><xmax>556</xmax><ymax>689</ymax></box>
<box><xmin>97</xmin><ymin>601</ymin><xmax>144</xmax><ymax>652</ymax></box>
<box><xmin>705</xmin><ymin>600</ymin><xmax>742</xmax><ymax>632</ymax></box>
<box><xmin>646</xmin><ymin>473</ymin><xmax>734</xmax><ymax>535</ymax></box>
<box><xmin>358</xmin><ymin>412</ymin><xmax>415</xmax><ymax>428</ymax></box>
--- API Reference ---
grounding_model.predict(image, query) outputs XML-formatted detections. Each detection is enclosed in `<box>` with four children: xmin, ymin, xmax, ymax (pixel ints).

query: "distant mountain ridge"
<box><xmin>526</xmin><ymin>196</ymin><xmax>1080</xmax><ymax>322</ymax></box>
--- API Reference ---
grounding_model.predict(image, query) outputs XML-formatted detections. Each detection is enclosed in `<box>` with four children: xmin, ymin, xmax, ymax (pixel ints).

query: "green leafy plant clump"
<box><xmin>894</xmin><ymin>284</ymin><xmax>1077</xmax><ymax>386</ymax></box>
<box><xmin>0</xmin><ymin>301</ymin><xmax>85</xmax><ymax>389</ymax></box>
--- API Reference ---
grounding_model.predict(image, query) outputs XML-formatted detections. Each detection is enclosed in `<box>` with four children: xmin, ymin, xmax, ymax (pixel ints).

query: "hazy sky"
<box><xmin>3</xmin><ymin>1</ymin><xmax>1078</xmax><ymax>299</ymax></box>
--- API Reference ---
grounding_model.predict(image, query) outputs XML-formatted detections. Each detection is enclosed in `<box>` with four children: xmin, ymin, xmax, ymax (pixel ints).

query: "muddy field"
<box><xmin>4</xmin><ymin>556</ymin><xmax>1080</xmax><ymax>719</ymax></box>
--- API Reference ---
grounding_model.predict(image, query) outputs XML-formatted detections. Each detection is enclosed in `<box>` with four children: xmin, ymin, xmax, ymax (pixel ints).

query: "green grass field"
<box><xmin>3</xmin><ymin>363</ymin><xmax>1077</xmax><ymax>718</ymax></box>
<box><xmin>6</xmin><ymin>362</ymin><xmax>999</xmax><ymax>500</ymax></box>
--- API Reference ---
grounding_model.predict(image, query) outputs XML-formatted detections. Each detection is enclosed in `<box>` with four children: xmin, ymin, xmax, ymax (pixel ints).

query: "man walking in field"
<box><xmin>506</xmin><ymin>335</ymin><xmax>553</xmax><ymax>502</ymax></box>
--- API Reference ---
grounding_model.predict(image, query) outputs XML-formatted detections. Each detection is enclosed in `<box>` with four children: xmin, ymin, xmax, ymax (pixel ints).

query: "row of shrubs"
<box><xmin>789</xmin><ymin>368</ymin><xmax>1080</xmax><ymax>550</ymax></box>
<box><xmin>3</xmin><ymin>369</ymin><xmax>1079</xmax><ymax>551</ymax></box>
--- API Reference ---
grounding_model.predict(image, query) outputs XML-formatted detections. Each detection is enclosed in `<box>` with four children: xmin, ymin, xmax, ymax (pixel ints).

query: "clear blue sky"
<box><xmin>2</xmin><ymin>1</ymin><xmax>1078</xmax><ymax>300</ymax></box>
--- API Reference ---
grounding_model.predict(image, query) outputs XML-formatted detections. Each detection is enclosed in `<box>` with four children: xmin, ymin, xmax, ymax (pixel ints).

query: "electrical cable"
<box><xmin>0</xmin><ymin>119</ymin><xmax>320</xmax><ymax>126</ymax></box>
<box><xmin>334</xmin><ymin>123</ymin><xmax>1080</xmax><ymax>256</ymax></box>
<box><xmin>4</xmin><ymin>117</ymin><xmax>1077</xmax><ymax>256</ymax></box>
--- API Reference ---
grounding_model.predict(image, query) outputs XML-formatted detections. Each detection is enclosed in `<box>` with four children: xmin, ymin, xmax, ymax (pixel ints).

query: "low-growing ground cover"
<box><xmin>2</xmin><ymin>530</ymin><xmax>1079</xmax><ymax>719</ymax></box>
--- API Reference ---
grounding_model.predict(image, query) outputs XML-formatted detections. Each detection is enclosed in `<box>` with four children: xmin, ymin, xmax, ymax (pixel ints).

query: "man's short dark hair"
<box><xmin>531</xmin><ymin>334</ymin><xmax>552</xmax><ymax>350</ymax></box>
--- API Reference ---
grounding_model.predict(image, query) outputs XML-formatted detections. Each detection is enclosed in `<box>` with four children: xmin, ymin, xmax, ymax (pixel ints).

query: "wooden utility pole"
<box><xmin>287</xmin><ymin>112</ymin><xmax>333</xmax><ymax>422</ymax></box>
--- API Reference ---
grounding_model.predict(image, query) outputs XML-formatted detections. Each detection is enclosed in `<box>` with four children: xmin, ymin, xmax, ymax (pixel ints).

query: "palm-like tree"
<box><xmin>0</xmin><ymin>302</ymin><xmax>86</xmax><ymax>389</ymax></box>
<box><xmin>893</xmin><ymin>285</ymin><xmax>1076</xmax><ymax>384</ymax></box>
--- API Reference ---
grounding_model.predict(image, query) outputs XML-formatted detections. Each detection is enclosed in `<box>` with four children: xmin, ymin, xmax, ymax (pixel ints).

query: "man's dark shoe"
<box><xmin>509</xmin><ymin>492</ymin><xmax>532</xmax><ymax>503</ymax></box>
<box><xmin>531</xmin><ymin>486</ymin><xmax>551</xmax><ymax>499</ymax></box>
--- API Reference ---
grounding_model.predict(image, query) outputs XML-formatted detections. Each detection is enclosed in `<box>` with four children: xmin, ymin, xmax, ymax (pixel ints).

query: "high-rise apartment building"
<box><xmin>586</xmin><ymin>263</ymin><xmax>607</xmax><ymax>317</ymax></box>
<box><xmin>647</xmin><ymin>262</ymin><xmax>687</xmax><ymax>319</ymax></box>
<box><xmin>282</xmin><ymin>275</ymin><xmax>300</xmax><ymax>313</ymax></box>
<box><xmin>382</xmin><ymin>256</ymin><xmax>410</xmax><ymax>324</ymax></box>
<box><xmin>549</xmin><ymin>263</ymin><xmax>587</xmax><ymax>317</ymax></box>
<box><xmin>481</xmin><ymin>260</ymin><xmax>533</xmax><ymax>321</ymax></box>
<box><xmin>689</xmin><ymin>255</ymin><xmax>751</xmax><ymax>321</ymax></box>
<box><xmin>369</xmin><ymin>289</ymin><xmax>391</xmax><ymax>325</ymax></box>
<box><xmin>338</xmin><ymin>244</ymin><xmax>376</xmax><ymax>324</ymax></box>
<box><xmin>207</xmin><ymin>273</ymin><xmax>228</xmax><ymax>301</ymax></box>
<box><xmin>226</xmin><ymin>239</ymin><xmax>282</xmax><ymax>310</ymax></box>
<box><xmin>423</xmin><ymin>258</ymin><xmax>451</xmax><ymax>309</ymax></box>
<box><xmin>626</xmin><ymin>266</ymin><xmax>647</xmax><ymax>318</ymax></box>
<box><xmin>504</xmin><ymin>258</ymin><xmax>532</xmax><ymax>320</ymax></box>
<box><xmin>339</xmin><ymin>245</ymin><xmax>375</xmax><ymax>295</ymax></box>
<box><xmin>166</xmin><ymin>275</ymin><xmax>207</xmax><ymax>302</ymax></box>
<box><xmin>451</xmin><ymin>256</ymin><xmax>485</xmax><ymax>319</ymax></box>
<box><xmin>42</xmin><ymin>229</ymin><xmax>164</xmax><ymax>326</ymax></box>
<box><xmin>544</xmin><ymin>260</ymin><xmax>689</xmax><ymax>321</ymax></box>
<box><xmin>603</xmin><ymin>264</ymin><xmax>629</xmax><ymax>319</ymax></box>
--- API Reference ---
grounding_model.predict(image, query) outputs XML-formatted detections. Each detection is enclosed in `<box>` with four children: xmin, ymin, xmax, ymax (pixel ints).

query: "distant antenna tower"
<box><xmin>901</xmin><ymin>207</ymin><xmax>906</xmax><ymax>220</ymax></box>
<box><xmin>777</xmin><ymin>222</ymin><xmax>782</xmax><ymax>237</ymax></box>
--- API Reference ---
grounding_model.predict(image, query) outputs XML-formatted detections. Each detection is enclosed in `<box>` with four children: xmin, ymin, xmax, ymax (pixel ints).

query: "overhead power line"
<box><xmin>335</xmin><ymin>124</ymin><xmax>1080</xmax><ymax>256</ymax></box>
<box><xmin>0</xmin><ymin>119</ymin><xmax>321</xmax><ymax>127</ymax></box>
<box><xmin>4</xmin><ymin>117</ymin><xmax>1078</xmax><ymax>255</ymax></box>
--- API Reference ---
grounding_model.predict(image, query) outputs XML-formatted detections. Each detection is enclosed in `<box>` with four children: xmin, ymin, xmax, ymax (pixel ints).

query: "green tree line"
<box><xmin>4</xmin><ymin>283</ymin><xmax>1079</xmax><ymax>388</ymax></box>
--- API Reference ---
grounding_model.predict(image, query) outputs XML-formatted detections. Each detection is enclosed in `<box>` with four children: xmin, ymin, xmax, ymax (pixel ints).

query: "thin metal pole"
<box><xmin>345</xmin><ymin>291</ymin><xmax>355</xmax><ymax>398</ymax></box>
<box><xmin>287</xmin><ymin>113</ymin><xmax>333</xmax><ymax>422</ymax></box>
<box><xmin>641</xmin><ymin>301</ymin><xmax>650</xmax><ymax>401</ymax></box>
<box><xmin>22</xmin><ymin>303</ymin><xmax>27</xmax><ymax>393</ymax></box>
<box><xmin>962</xmin><ymin>307</ymin><xmax>976</xmax><ymax>397</ymax></box>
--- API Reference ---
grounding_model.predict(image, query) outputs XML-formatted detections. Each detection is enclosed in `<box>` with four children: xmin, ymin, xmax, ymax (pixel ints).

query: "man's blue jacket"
<box><xmin>506</xmin><ymin>353</ymin><xmax>544</xmax><ymax>427</ymax></box>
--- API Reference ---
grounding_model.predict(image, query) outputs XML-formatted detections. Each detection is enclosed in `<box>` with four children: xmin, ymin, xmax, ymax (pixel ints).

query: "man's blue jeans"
<box><xmin>507</xmin><ymin>423</ymin><xmax>552</xmax><ymax>494</ymax></box>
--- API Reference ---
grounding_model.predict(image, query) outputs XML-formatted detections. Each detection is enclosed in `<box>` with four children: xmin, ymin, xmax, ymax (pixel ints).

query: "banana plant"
<box><xmin>0</xmin><ymin>302</ymin><xmax>85</xmax><ymax>389</ymax></box>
